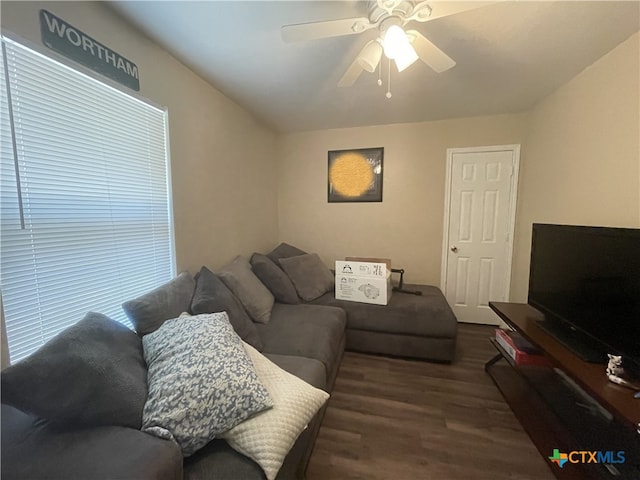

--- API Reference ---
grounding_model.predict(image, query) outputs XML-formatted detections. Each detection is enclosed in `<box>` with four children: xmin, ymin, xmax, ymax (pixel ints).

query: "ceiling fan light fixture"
<box><xmin>383</xmin><ymin>24</ymin><xmax>419</xmax><ymax>71</ymax></box>
<box><xmin>382</xmin><ymin>24</ymin><xmax>405</xmax><ymax>59</ymax></box>
<box><xmin>356</xmin><ymin>40</ymin><xmax>383</xmax><ymax>72</ymax></box>
<box><xmin>394</xmin><ymin>47</ymin><xmax>418</xmax><ymax>72</ymax></box>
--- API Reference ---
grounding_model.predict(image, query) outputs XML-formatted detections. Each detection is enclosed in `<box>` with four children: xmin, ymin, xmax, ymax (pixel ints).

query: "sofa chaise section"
<box><xmin>310</xmin><ymin>284</ymin><xmax>458</xmax><ymax>362</ymax></box>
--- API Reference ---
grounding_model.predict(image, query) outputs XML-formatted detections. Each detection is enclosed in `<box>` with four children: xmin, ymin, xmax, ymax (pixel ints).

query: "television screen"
<box><xmin>528</xmin><ymin>224</ymin><xmax>640</xmax><ymax>375</ymax></box>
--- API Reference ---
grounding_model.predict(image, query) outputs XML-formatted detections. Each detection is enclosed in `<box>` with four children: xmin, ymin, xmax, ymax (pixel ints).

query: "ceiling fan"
<box><xmin>281</xmin><ymin>1</ymin><xmax>494</xmax><ymax>88</ymax></box>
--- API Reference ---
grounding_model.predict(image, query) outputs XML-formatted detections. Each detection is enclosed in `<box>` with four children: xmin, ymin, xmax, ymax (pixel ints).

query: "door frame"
<box><xmin>440</xmin><ymin>144</ymin><xmax>521</xmax><ymax>311</ymax></box>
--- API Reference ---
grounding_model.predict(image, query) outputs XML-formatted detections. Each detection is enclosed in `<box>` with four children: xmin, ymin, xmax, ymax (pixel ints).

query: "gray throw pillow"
<box><xmin>1</xmin><ymin>312</ymin><xmax>147</xmax><ymax>429</ymax></box>
<box><xmin>266</xmin><ymin>242</ymin><xmax>307</xmax><ymax>269</ymax></box>
<box><xmin>250</xmin><ymin>253</ymin><xmax>300</xmax><ymax>304</ymax></box>
<box><xmin>218</xmin><ymin>256</ymin><xmax>275</xmax><ymax>324</ymax></box>
<box><xmin>279</xmin><ymin>253</ymin><xmax>335</xmax><ymax>302</ymax></box>
<box><xmin>122</xmin><ymin>271</ymin><xmax>195</xmax><ymax>335</ymax></box>
<box><xmin>191</xmin><ymin>266</ymin><xmax>264</xmax><ymax>351</ymax></box>
<box><xmin>141</xmin><ymin>313</ymin><xmax>273</xmax><ymax>457</ymax></box>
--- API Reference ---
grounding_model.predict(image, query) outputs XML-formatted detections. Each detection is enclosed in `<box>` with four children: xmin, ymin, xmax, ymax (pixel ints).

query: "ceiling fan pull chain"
<box><xmin>377</xmin><ymin>58</ymin><xmax>382</xmax><ymax>86</ymax></box>
<box><xmin>386</xmin><ymin>56</ymin><xmax>392</xmax><ymax>99</ymax></box>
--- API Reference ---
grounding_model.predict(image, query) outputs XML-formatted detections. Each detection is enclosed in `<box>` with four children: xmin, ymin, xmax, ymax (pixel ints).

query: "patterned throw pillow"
<box><xmin>141</xmin><ymin>313</ymin><xmax>273</xmax><ymax>457</ymax></box>
<box><xmin>222</xmin><ymin>342</ymin><xmax>330</xmax><ymax>480</ymax></box>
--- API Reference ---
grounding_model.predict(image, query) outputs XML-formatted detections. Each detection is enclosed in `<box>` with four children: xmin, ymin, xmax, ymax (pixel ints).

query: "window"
<box><xmin>1</xmin><ymin>37</ymin><xmax>175</xmax><ymax>363</ymax></box>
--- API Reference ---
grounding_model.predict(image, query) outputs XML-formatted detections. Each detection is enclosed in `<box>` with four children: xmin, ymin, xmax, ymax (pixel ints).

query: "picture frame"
<box><xmin>327</xmin><ymin>147</ymin><xmax>383</xmax><ymax>203</ymax></box>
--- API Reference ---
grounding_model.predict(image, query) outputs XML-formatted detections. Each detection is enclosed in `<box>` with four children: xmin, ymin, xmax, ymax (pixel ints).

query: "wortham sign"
<box><xmin>40</xmin><ymin>9</ymin><xmax>140</xmax><ymax>91</ymax></box>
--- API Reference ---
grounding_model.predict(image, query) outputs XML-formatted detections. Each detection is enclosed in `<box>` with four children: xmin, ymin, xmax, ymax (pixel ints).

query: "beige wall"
<box><xmin>276</xmin><ymin>115</ymin><xmax>527</xmax><ymax>285</ymax></box>
<box><xmin>1</xmin><ymin>1</ymin><xmax>279</xmax><ymax>274</ymax></box>
<box><xmin>511</xmin><ymin>31</ymin><xmax>640</xmax><ymax>301</ymax></box>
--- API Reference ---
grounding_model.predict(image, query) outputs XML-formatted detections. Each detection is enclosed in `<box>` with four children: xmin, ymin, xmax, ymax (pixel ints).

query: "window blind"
<box><xmin>0</xmin><ymin>37</ymin><xmax>175</xmax><ymax>363</ymax></box>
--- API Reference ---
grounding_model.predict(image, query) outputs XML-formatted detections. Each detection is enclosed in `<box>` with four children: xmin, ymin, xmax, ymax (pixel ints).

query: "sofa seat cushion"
<box><xmin>310</xmin><ymin>284</ymin><xmax>457</xmax><ymax>339</ymax></box>
<box><xmin>183</xmin><ymin>439</ymin><xmax>264</xmax><ymax>480</ymax></box>
<box><xmin>265</xmin><ymin>353</ymin><xmax>327</xmax><ymax>390</ymax></box>
<box><xmin>255</xmin><ymin>303</ymin><xmax>346</xmax><ymax>379</ymax></box>
<box><xmin>1</xmin><ymin>404</ymin><xmax>182</xmax><ymax>480</ymax></box>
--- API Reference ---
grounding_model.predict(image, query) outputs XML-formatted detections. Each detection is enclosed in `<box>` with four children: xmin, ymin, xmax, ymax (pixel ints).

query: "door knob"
<box><xmin>450</xmin><ymin>246</ymin><xmax>458</xmax><ymax>253</ymax></box>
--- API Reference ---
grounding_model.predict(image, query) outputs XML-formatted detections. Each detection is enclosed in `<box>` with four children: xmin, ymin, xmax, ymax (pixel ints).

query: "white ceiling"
<box><xmin>109</xmin><ymin>1</ymin><xmax>640</xmax><ymax>133</ymax></box>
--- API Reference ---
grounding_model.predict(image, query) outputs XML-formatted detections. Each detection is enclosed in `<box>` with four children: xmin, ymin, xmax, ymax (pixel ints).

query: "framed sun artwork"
<box><xmin>327</xmin><ymin>147</ymin><xmax>383</xmax><ymax>202</ymax></box>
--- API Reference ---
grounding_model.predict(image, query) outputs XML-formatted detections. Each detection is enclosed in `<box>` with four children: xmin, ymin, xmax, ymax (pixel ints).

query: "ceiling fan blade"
<box><xmin>407</xmin><ymin>30</ymin><xmax>456</xmax><ymax>73</ymax></box>
<box><xmin>281</xmin><ymin>17</ymin><xmax>374</xmax><ymax>43</ymax></box>
<box><xmin>338</xmin><ymin>58</ymin><xmax>364</xmax><ymax>87</ymax></box>
<box><xmin>410</xmin><ymin>1</ymin><xmax>498</xmax><ymax>22</ymax></box>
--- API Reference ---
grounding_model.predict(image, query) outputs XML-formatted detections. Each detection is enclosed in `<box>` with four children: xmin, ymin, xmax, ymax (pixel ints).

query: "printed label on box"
<box><xmin>336</xmin><ymin>261</ymin><xmax>387</xmax><ymax>278</ymax></box>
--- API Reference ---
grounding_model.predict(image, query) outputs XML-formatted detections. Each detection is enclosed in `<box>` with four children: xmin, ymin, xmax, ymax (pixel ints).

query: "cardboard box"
<box><xmin>335</xmin><ymin>260</ymin><xmax>392</xmax><ymax>305</ymax></box>
<box><xmin>495</xmin><ymin>329</ymin><xmax>552</xmax><ymax>367</ymax></box>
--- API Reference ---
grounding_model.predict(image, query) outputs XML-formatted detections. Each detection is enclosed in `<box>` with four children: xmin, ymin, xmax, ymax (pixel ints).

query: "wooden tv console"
<box><xmin>486</xmin><ymin>302</ymin><xmax>639</xmax><ymax>480</ymax></box>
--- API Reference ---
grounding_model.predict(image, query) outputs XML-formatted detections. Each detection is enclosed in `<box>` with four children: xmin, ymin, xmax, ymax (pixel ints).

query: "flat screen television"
<box><xmin>528</xmin><ymin>223</ymin><xmax>640</xmax><ymax>378</ymax></box>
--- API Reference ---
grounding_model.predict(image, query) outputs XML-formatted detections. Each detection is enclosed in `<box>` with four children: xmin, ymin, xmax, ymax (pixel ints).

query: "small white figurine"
<box><xmin>606</xmin><ymin>354</ymin><xmax>640</xmax><ymax>390</ymax></box>
<box><xmin>606</xmin><ymin>354</ymin><xmax>625</xmax><ymax>377</ymax></box>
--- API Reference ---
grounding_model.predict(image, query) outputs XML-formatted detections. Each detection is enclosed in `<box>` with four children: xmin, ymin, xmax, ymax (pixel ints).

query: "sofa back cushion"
<box><xmin>190</xmin><ymin>266</ymin><xmax>263</xmax><ymax>351</ymax></box>
<box><xmin>1</xmin><ymin>312</ymin><xmax>148</xmax><ymax>428</ymax></box>
<box><xmin>122</xmin><ymin>271</ymin><xmax>195</xmax><ymax>335</ymax></box>
<box><xmin>250</xmin><ymin>253</ymin><xmax>299</xmax><ymax>304</ymax></box>
<box><xmin>279</xmin><ymin>253</ymin><xmax>335</xmax><ymax>302</ymax></box>
<box><xmin>265</xmin><ymin>242</ymin><xmax>307</xmax><ymax>268</ymax></box>
<box><xmin>218</xmin><ymin>256</ymin><xmax>274</xmax><ymax>324</ymax></box>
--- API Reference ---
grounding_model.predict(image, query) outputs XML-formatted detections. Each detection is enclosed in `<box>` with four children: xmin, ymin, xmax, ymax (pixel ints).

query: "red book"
<box><xmin>495</xmin><ymin>329</ymin><xmax>552</xmax><ymax>367</ymax></box>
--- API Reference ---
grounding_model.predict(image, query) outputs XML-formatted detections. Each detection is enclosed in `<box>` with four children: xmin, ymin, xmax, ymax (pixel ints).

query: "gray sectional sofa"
<box><xmin>1</xmin><ymin>242</ymin><xmax>457</xmax><ymax>480</ymax></box>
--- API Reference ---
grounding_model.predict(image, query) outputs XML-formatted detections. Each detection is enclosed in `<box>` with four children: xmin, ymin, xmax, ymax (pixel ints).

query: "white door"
<box><xmin>441</xmin><ymin>145</ymin><xmax>520</xmax><ymax>325</ymax></box>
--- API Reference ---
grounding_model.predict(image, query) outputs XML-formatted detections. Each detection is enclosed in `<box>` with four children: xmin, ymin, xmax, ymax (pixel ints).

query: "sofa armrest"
<box><xmin>2</xmin><ymin>404</ymin><xmax>183</xmax><ymax>480</ymax></box>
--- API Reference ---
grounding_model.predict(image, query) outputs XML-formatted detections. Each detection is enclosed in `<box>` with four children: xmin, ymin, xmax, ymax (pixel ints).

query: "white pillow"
<box><xmin>222</xmin><ymin>342</ymin><xmax>330</xmax><ymax>480</ymax></box>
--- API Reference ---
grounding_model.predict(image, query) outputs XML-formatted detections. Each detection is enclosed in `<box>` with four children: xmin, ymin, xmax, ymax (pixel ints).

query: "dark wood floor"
<box><xmin>306</xmin><ymin>323</ymin><xmax>556</xmax><ymax>480</ymax></box>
